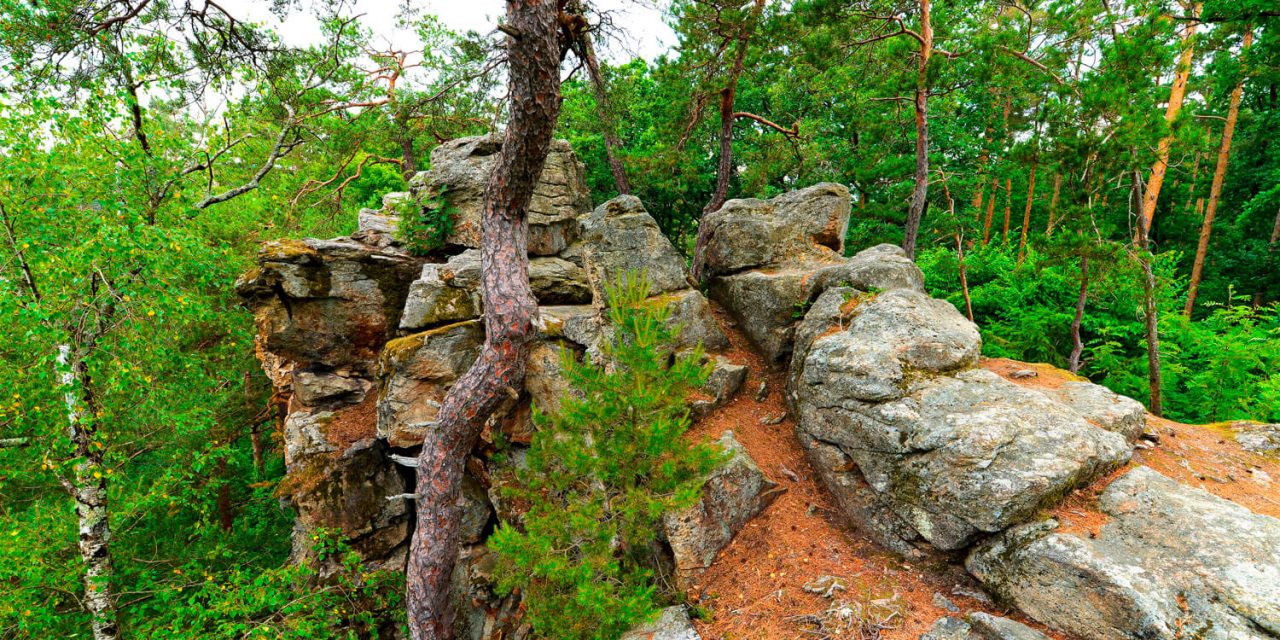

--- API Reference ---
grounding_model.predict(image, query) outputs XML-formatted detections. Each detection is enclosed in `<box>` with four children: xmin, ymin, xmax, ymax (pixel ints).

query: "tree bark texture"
<box><xmin>406</xmin><ymin>0</ymin><xmax>562</xmax><ymax>636</ymax></box>
<box><xmin>902</xmin><ymin>0</ymin><xmax>933</xmax><ymax>261</ymax></box>
<box><xmin>1045</xmin><ymin>172</ymin><xmax>1062</xmax><ymax>234</ymax></box>
<box><xmin>1069</xmin><ymin>256</ymin><xmax>1090</xmax><ymax>373</ymax></box>
<box><xmin>1136</xmin><ymin>7</ymin><xmax>1200</xmax><ymax>241</ymax></box>
<box><xmin>982</xmin><ymin>176</ymin><xmax>997</xmax><ymax>244</ymax></box>
<box><xmin>1185</xmin><ymin>28</ymin><xmax>1251</xmax><ymax>316</ymax></box>
<box><xmin>1002</xmin><ymin>177</ymin><xmax>1012</xmax><ymax>243</ymax></box>
<box><xmin>58</xmin><ymin>345</ymin><xmax>119</xmax><ymax>640</ymax></box>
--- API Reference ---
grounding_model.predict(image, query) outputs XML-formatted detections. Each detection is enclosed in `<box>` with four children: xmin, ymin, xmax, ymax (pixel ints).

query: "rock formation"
<box><xmin>239</xmin><ymin>136</ymin><xmax>758</xmax><ymax>639</ymax></box>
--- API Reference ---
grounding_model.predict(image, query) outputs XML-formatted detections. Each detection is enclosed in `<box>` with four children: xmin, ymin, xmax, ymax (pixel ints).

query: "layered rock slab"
<box><xmin>791</xmin><ymin>287</ymin><xmax>1131</xmax><ymax>553</ymax></box>
<box><xmin>967</xmin><ymin>465</ymin><xmax>1280</xmax><ymax>640</ymax></box>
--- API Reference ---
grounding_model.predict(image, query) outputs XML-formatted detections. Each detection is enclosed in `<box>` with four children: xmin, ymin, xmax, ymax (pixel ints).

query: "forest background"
<box><xmin>0</xmin><ymin>0</ymin><xmax>1277</xmax><ymax>636</ymax></box>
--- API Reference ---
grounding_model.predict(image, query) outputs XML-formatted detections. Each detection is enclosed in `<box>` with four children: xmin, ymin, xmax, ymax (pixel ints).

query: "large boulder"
<box><xmin>967</xmin><ymin>466</ymin><xmax>1280</xmax><ymax>640</ymax></box>
<box><xmin>791</xmin><ymin>287</ymin><xmax>1131</xmax><ymax>553</ymax></box>
<box><xmin>699</xmin><ymin>183</ymin><xmax>850</xmax><ymax>278</ymax></box>
<box><xmin>1033</xmin><ymin>380</ymin><xmax>1147</xmax><ymax>442</ymax></box>
<box><xmin>376</xmin><ymin>321</ymin><xmax>484</xmax><ymax>447</ymax></box>
<box><xmin>579</xmin><ymin>196</ymin><xmax>694</xmax><ymax>301</ymax></box>
<box><xmin>408</xmin><ymin>135</ymin><xmax>592</xmax><ymax>255</ymax></box>
<box><xmin>579</xmin><ymin>196</ymin><xmax>729</xmax><ymax>352</ymax></box>
<box><xmin>921</xmin><ymin>614</ymin><xmax>1051</xmax><ymax>640</ymax></box>
<box><xmin>663</xmin><ymin>431</ymin><xmax>779</xmax><ymax>586</ymax></box>
<box><xmin>235</xmin><ymin>238</ymin><xmax>421</xmax><ymax>376</ymax></box>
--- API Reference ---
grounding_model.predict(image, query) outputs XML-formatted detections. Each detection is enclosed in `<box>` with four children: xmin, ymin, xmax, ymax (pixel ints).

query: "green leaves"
<box><xmin>491</xmin><ymin>272</ymin><xmax>721</xmax><ymax>640</ymax></box>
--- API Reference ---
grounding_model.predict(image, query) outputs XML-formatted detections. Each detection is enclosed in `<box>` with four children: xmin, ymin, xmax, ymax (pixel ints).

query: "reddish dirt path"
<box><xmin>685</xmin><ymin>308</ymin><xmax>1063</xmax><ymax>640</ymax></box>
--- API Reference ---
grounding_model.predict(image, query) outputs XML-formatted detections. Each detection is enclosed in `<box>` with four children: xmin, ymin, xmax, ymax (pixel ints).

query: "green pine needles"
<box><xmin>490</xmin><ymin>271</ymin><xmax>724</xmax><ymax>640</ymax></box>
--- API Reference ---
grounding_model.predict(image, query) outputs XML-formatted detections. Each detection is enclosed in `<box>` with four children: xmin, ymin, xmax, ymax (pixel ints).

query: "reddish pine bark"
<box><xmin>1185</xmin><ymin>28</ymin><xmax>1252</xmax><ymax>316</ymax></box>
<box><xmin>406</xmin><ymin>0</ymin><xmax>563</xmax><ymax>636</ymax></box>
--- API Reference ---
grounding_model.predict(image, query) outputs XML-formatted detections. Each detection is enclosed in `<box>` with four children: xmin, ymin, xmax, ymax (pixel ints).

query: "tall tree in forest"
<box><xmin>687</xmin><ymin>0</ymin><xmax>769</xmax><ymax>283</ymax></box>
<box><xmin>1185</xmin><ymin>27</ymin><xmax>1252</xmax><ymax>315</ymax></box>
<box><xmin>405</xmin><ymin>0</ymin><xmax>570</xmax><ymax>636</ymax></box>
<box><xmin>566</xmin><ymin>0</ymin><xmax>631</xmax><ymax>195</ymax></box>
<box><xmin>902</xmin><ymin>0</ymin><xmax>935</xmax><ymax>260</ymax></box>
<box><xmin>1136</xmin><ymin>3</ymin><xmax>1200</xmax><ymax>416</ymax></box>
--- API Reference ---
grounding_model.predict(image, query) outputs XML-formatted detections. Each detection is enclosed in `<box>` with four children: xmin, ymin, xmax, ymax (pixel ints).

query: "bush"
<box><xmin>490</xmin><ymin>272</ymin><xmax>723</xmax><ymax>640</ymax></box>
<box><xmin>395</xmin><ymin>193</ymin><xmax>456</xmax><ymax>256</ymax></box>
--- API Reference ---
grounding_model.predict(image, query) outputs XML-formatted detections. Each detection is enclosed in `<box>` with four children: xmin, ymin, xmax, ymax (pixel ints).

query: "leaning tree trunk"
<box><xmin>1136</xmin><ymin>7</ymin><xmax>1199</xmax><ymax>241</ymax></box>
<box><xmin>1185</xmin><ymin>28</ymin><xmax>1251</xmax><ymax>316</ymax></box>
<box><xmin>57</xmin><ymin>345</ymin><xmax>119</xmax><ymax>640</ymax></box>
<box><xmin>406</xmin><ymin>0</ymin><xmax>562</xmax><ymax>636</ymax></box>
<box><xmin>691</xmin><ymin>0</ymin><xmax>765</xmax><ymax>283</ymax></box>
<box><xmin>982</xmin><ymin>176</ymin><xmax>997</xmax><ymax>244</ymax></box>
<box><xmin>902</xmin><ymin>0</ymin><xmax>933</xmax><ymax>261</ymax></box>
<box><xmin>1017</xmin><ymin>160</ymin><xmax>1037</xmax><ymax>263</ymax></box>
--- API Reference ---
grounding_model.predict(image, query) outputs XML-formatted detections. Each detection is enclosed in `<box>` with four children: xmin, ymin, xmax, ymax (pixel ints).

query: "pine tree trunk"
<box><xmin>1182</xmin><ymin>151</ymin><xmax>1201</xmax><ymax>215</ymax></box>
<box><xmin>406</xmin><ymin>0</ymin><xmax>562</xmax><ymax>635</ymax></box>
<box><xmin>1002</xmin><ymin>177</ymin><xmax>1012</xmax><ymax>243</ymax></box>
<box><xmin>1136</xmin><ymin>7</ymin><xmax>1200</xmax><ymax>241</ymax></box>
<box><xmin>576</xmin><ymin>21</ymin><xmax>630</xmax><ymax>196</ymax></box>
<box><xmin>692</xmin><ymin>0</ymin><xmax>765</xmax><ymax>283</ymax></box>
<box><xmin>1045</xmin><ymin>172</ymin><xmax>1062</xmax><ymax>234</ymax></box>
<box><xmin>982</xmin><ymin>176</ymin><xmax>997</xmax><ymax>244</ymax></box>
<box><xmin>1017</xmin><ymin>161</ymin><xmax>1037</xmax><ymax>263</ymax></box>
<box><xmin>1069</xmin><ymin>256</ymin><xmax>1090</xmax><ymax>373</ymax></box>
<box><xmin>1185</xmin><ymin>28</ymin><xmax>1251</xmax><ymax>316</ymax></box>
<box><xmin>58</xmin><ymin>345</ymin><xmax>119</xmax><ymax>640</ymax></box>
<box><xmin>902</xmin><ymin>0</ymin><xmax>933</xmax><ymax>261</ymax></box>
<box><xmin>1140</xmin><ymin>252</ymin><xmax>1163</xmax><ymax>415</ymax></box>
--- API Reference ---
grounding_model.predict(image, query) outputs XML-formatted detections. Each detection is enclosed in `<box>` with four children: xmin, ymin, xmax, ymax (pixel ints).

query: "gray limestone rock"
<box><xmin>663</xmin><ymin>431</ymin><xmax>779</xmax><ymax>586</ymax></box>
<box><xmin>967</xmin><ymin>466</ymin><xmax>1280</xmax><ymax>640</ymax></box>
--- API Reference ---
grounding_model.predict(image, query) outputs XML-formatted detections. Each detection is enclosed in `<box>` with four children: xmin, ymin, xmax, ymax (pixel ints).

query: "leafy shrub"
<box><xmin>490</xmin><ymin>272</ymin><xmax>723</xmax><ymax>640</ymax></box>
<box><xmin>395</xmin><ymin>193</ymin><xmax>456</xmax><ymax>256</ymax></box>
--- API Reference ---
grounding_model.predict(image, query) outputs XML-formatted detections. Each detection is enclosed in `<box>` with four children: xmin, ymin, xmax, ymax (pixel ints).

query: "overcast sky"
<box><xmin>220</xmin><ymin>0</ymin><xmax>675</xmax><ymax>63</ymax></box>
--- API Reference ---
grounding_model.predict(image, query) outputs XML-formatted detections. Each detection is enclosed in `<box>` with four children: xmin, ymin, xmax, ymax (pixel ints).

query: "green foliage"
<box><xmin>490</xmin><ymin>272</ymin><xmax>723</xmax><ymax>640</ymax></box>
<box><xmin>395</xmin><ymin>193</ymin><xmax>457</xmax><ymax>256</ymax></box>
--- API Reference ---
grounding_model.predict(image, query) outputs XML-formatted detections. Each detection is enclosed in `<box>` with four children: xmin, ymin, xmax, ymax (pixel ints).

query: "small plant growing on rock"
<box><xmin>395</xmin><ymin>192</ymin><xmax>455</xmax><ymax>256</ymax></box>
<box><xmin>490</xmin><ymin>271</ymin><xmax>723</xmax><ymax>640</ymax></box>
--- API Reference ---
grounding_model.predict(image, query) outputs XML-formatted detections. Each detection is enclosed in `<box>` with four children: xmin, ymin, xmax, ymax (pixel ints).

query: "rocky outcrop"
<box><xmin>967</xmin><ymin>466</ymin><xmax>1280</xmax><ymax>640</ymax></box>
<box><xmin>401</xmin><ymin>135</ymin><xmax>592</xmax><ymax>255</ymax></box>
<box><xmin>1235</xmin><ymin>421</ymin><xmax>1280</xmax><ymax>455</ymax></box>
<box><xmin>663</xmin><ymin>431</ymin><xmax>780</xmax><ymax>586</ymax></box>
<box><xmin>700</xmin><ymin>183</ymin><xmax>925</xmax><ymax>363</ymax></box>
<box><xmin>790</xmin><ymin>286</ymin><xmax>1131</xmax><ymax>554</ymax></box>
<box><xmin>240</xmin><ymin>137</ymin><xmax>757</xmax><ymax>639</ymax></box>
<box><xmin>1033</xmin><ymin>380</ymin><xmax>1147</xmax><ymax>442</ymax></box>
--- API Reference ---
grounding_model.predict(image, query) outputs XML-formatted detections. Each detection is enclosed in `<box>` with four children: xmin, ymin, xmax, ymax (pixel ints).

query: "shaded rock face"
<box><xmin>790</xmin><ymin>287</ymin><xmax>1131</xmax><ymax>553</ymax></box>
<box><xmin>663</xmin><ymin>431</ymin><xmax>779</xmax><ymax>587</ymax></box>
<box><xmin>967</xmin><ymin>466</ymin><xmax>1280</xmax><ymax>640</ymax></box>
<box><xmin>235</xmin><ymin>238</ymin><xmax>421</xmax><ymax>377</ymax></box>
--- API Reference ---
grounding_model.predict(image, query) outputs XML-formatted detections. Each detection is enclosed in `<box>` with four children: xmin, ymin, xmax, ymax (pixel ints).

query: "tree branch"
<box><xmin>733</xmin><ymin>111</ymin><xmax>799</xmax><ymax>137</ymax></box>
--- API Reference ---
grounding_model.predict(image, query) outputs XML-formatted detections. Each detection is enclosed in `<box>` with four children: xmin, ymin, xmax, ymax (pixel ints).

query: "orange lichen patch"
<box><xmin>326</xmin><ymin>394</ymin><xmax>378</xmax><ymax>452</ymax></box>
<box><xmin>687</xmin><ymin>304</ymin><xmax>1064</xmax><ymax>640</ymax></box>
<box><xmin>981</xmin><ymin>357</ymin><xmax>1086</xmax><ymax>390</ymax></box>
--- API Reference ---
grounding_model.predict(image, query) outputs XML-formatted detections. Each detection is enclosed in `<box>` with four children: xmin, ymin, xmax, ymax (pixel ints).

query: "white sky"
<box><xmin>220</xmin><ymin>0</ymin><xmax>675</xmax><ymax>63</ymax></box>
